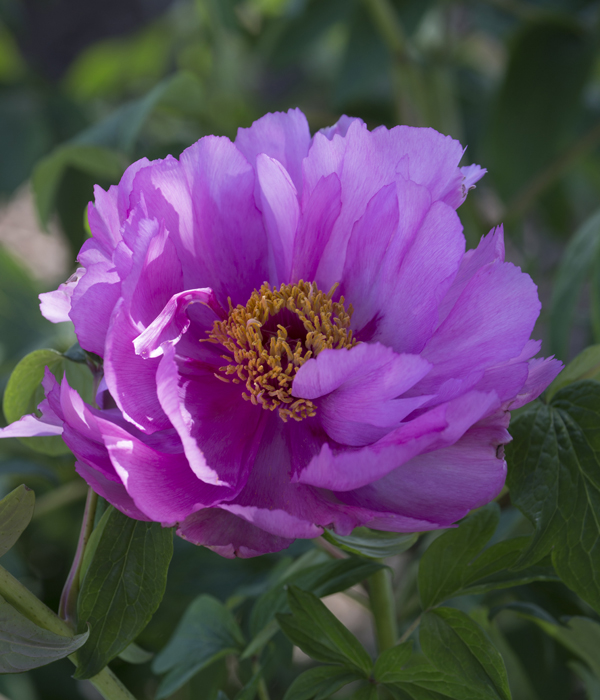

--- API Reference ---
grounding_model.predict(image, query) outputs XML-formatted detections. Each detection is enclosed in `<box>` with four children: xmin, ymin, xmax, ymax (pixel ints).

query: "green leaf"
<box><xmin>0</xmin><ymin>485</ymin><xmax>34</xmax><ymax>558</ymax></box>
<box><xmin>282</xmin><ymin>665</ymin><xmax>364</xmax><ymax>700</ymax></box>
<box><xmin>486</xmin><ymin>19</ymin><xmax>595</xmax><ymax>203</ymax></box>
<box><xmin>549</xmin><ymin>209</ymin><xmax>600</xmax><ymax>360</ymax></box>
<box><xmin>323</xmin><ymin>528</ymin><xmax>418</xmax><ymax>559</ymax></box>
<box><xmin>3</xmin><ymin>348</ymin><xmax>95</xmax><ymax>456</ymax></box>
<box><xmin>117</xmin><ymin>642</ymin><xmax>153</xmax><ymax>665</ymax></box>
<box><xmin>250</xmin><ymin>556</ymin><xmax>383</xmax><ymax>637</ymax></box>
<box><xmin>496</xmin><ymin>603</ymin><xmax>600</xmax><ymax>681</ymax></box>
<box><xmin>276</xmin><ymin>586</ymin><xmax>372</xmax><ymax>676</ymax></box>
<box><xmin>420</xmin><ymin>608</ymin><xmax>511</xmax><ymax>700</ymax></box>
<box><xmin>506</xmin><ymin>381</ymin><xmax>600</xmax><ymax>611</ymax></box>
<box><xmin>547</xmin><ymin>345</ymin><xmax>600</xmax><ymax>400</ymax></box>
<box><xmin>374</xmin><ymin>641</ymin><xmax>414</xmax><ymax>683</ymax></box>
<box><xmin>74</xmin><ymin>506</ymin><xmax>173</xmax><ymax>679</ymax></box>
<box><xmin>32</xmin><ymin>144</ymin><xmax>125</xmax><ymax>229</ymax></box>
<box><xmin>351</xmin><ymin>682</ymin><xmax>379</xmax><ymax>699</ymax></box>
<box><xmin>458</xmin><ymin>537</ymin><xmax>558</xmax><ymax>596</ymax></box>
<box><xmin>0</xmin><ymin>594</ymin><xmax>88</xmax><ymax>672</ymax></box>
<box><xmin>418</xmin><ymin>504</ymin><xmax>499</xmax><ymax>609</ymax></box>
<box><xmin>152</xmin><ymin>595</ymin><xmax>245</xmax><ymax>699</ymax></box>
<box><xmin>388</xmin><ymin>659</ymin><xmax>494</xmax><ymax>700</ymax></box>
<box><xmin>73</xmin><ymin>72</ymin><xmax>200</xmax><ymax>153</ymax></box>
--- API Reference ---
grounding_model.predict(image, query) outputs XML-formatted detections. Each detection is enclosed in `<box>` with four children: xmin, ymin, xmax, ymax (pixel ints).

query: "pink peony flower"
<box><xmin>2</xmin><ymin>110</ymin><xmax>562</xmax><ymax>557</ymax></box>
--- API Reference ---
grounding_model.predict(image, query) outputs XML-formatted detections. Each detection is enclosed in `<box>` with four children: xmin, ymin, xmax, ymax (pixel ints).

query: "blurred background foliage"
<box><xmin>1</xmin><ymin>0</ymin><xmax>600</xmax><ymax>698</ymax></box>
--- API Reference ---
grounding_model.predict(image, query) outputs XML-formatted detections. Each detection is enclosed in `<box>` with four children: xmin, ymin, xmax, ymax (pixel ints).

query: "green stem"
<box><xmin>253</xmin><ymin>661</ymin><xmax>271</xmax><ymax>700</ymax></box>
<box><xmin>368</xmin><ymin>566</ymin><xmax>398</xmax><ymax>653</ymax></box>
<box><xmin>59</xmin><ymin>487</ymin><xmax>98</xmax><ymax>624</ymax></box>
<box><xmin>0</xmin><ymin>564</ymin><xmax>136</xmax><ymax>700</ymax></box>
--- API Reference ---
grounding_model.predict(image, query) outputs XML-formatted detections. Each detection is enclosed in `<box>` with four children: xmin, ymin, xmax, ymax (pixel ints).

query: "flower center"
<box><xmin>206</xmin><ymin>281</ymin><xmax>357</xmax><ymax>422</ymax></box>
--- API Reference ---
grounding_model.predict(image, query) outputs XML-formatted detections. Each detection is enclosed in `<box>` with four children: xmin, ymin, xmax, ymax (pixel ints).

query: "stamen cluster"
<box><xmin>207</xmin><ymin>281</ymin><xmax>357</xmax><ymax>421</ymax></box>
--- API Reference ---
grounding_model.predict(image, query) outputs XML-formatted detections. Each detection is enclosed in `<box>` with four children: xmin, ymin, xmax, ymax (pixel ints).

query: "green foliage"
<box><xmin>0</xmin><ymin>485</ymin><xmax>34</xmax><ymax>558</ymax></box>
<box><xmin>507</xmin><ymin>380</ymin><xmax>600</xmax><ymax>612</ymax></box>
<box><xmin>277</xmin><ymin>586</ymin><xmax>372</xmax><ymax>675</ymax></box>
<box><xmin>152</xmin><ymin>594</ymin><xmax>245</xmax><ymax>699</ymax></box>
<box><xmin>0</xmin><ymin>594</ymin><xmax>88</xmax><ymax>672</ymax></box>
<box><xmin>74</xmin><ymin>506</ymin><xmax>173</xmax><ymax>679</ymax></box>
<box><xmin>419</xmin><ymin>609</ymin><xmax>511</xmax><ymax>700</ymax></box>
<box><xmin>323</xmin><ymin>528</ymin><xmax>418</xmax><ymax>558</ymax></box>
<box><xmin>418</xmin><ymin>504</ymin><xmax>557</xmax><ymax>610</ymax></box>
<box><xmin>282</xmin><ymin>665</ymin><xmax>364</xmax><ymax>700</ymax></box>
<box><xmin>549</xmin><ymin>208</ymin><xmax>600</xmax><ymax>360</ymax></box>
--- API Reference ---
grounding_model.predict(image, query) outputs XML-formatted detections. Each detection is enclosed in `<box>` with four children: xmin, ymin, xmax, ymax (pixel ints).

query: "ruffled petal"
<box><xmin>437</xmin><ymin>226</ymin><xmax>505</xmax><ymax>324</ymax></box>
<box><xmin>75</xmin><ymin>461</ymin><xmax>151</xmax><ymax>521</ymax></box>
<box><xmin>103</xmin><ymin>300</ymin><xmax>171</xmax><ymax>433</ymax></box>
<box><xmin>255</xmin><ymin>153</ymin><xmax>299</xmax><ymax>284</ymax></box>
<box><xmin>290</xmin><ymin>173</ymin><xmax>342</xmax><ymax>282</ymax></box>
<box><xmin>510</xmin><ymin>357</ymin><xmax>563</xmax><ymax>409</ymax></box>
<box><xmin>178</xmin><ymin>508</ymin><xmax>293</xmax><ymax>558</ymax></box>
<box><xmin>133</xmin><ymin>288</ymin><xmax>225</xmax><ymax>359</ymax></box>
<box><xmin>293</xmin><ymin>343</ymin><xmax>432</xmax><ymax>446</ymax></box>
<box><xmin>297</xmin><ymin>389</ymin><xmax>500</xmax><ymax>491</ymax></box>
<box><xmin>156</xmin><ymin>345</ymin><xmax>266</xmax><ymax>488</ymax></box>
<box><xmin>0</xmin><ymin>414</ymin><xmax>63</xmax><ymax>438</ymax></box>
<box><xmin>235</xmin><ymin>108</ymin><xmax>311</xmax><ymax>195</ymax></box>
<box><xmin>39</xmin><ymin>269</ymin><xmax>84</xmax><ymax>324</ymax></box>
<box><xmin>68</xmin><ymin>259</ymin><xmax>122</xmax><ymax>356</ymax></box>
<box><xmin>98</xmin><ymin>418</ymin><xmax>234</xmax><ymax>524</ymax></box>
<box><xmin>416</xmin><ymin>261</ymin><xmax>541</xmax><ymax>395</ymax></box>
<box><xmin>339</xmin><ymin>413</ymin><xmax>508</xmax><ymax>528</ymax></box>
<box><xmin>121</xmin><ymin>218</ymin><xmax>184</xmax><ymax>328</ymax></box>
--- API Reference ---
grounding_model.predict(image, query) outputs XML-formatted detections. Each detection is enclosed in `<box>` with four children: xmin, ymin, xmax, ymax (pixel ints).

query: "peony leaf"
<box><xmin>282</xmin><ymin>665</ymin><xmax>364</xmax><ymax>700</ymax></box>
<box><xmin>420</xmin><ymin>609</ymin><xmax>511</xmax><ymax>700</ymax></box>
<box><xmin>494</xmin><ymin>603</ymin><xmax>600</xmax><ymax>681</ymax></box>
<box><xmin>546</xmin><ymin>344</ymin><xmax>600</xmax><ymax>400</ymax></box>
<box><xmin>0</xmin><ymin>484</ymin><xmax>34</xmax><ymax>558</ymax></box>
<box><xmin>549</xmin><ymin>209</ymin><xmax>600</xmax><ymax>360</ymax></box>
<box><xmin>506</xmin><ymin>380</ymin><xmax>600</xmax><ymax>612</ymax></box>
<box><xmin>0</xmin><ymin>594</ymin><xmax>88</xmax><ymax>672</ymax></box>
<box><xmin>74</xmin><ymin>506</ymin><xmax>173</xmax><ymax>680</ymax></box>
<box><xmin>117</xmin><ymin>641</ymin><xmax>153</xmax><ymax>665</ymax></box>
<box><xmin>374</xmin><ymin>641</ymin><xmax>414</xmax><ymax>683</ymax></box>
<box><xmin>249</xmin><ymin>556</ymin><xmax>383</xmax><ymax>638</ymax></box>
<box><xmin>418</xmin><ymin>504</ymin><xmax>499</xmax><ymax>610</ymax></box>
<box><xmin>152</xmin><ymin>594</ymin><xmax>245</xmax><ymax>700</ymax></box>
<box><xmin>385</xmin><ymin>658</ymin><xmax>498</xmax><ymax>700</ymax></box>
<box><xmin>457</xmin><ymin>537</ymin><xmax>558</xmax><ymax>596</ymax></box>
<box><xmin>323</xmin><ymin>527</ymin><xmax>418</xmax><ymax>559</ymax></box>
<box><xmin>277</xmin><ymin>586</ymin><xmax>372</xmax><ymax>676</ymax></box>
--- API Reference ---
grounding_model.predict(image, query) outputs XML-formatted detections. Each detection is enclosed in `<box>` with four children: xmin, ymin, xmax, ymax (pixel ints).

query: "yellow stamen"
<box><xmin>206</xmin><ymin>281</ymin><xmax>357</xmax><ymax>421</ymax></box>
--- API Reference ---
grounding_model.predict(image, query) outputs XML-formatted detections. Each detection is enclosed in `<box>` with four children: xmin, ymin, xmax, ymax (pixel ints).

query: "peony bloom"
<box><xmin>1</xmin><ymin>110</ymin><xmax>561</xmax><ymax>557</ymax></box>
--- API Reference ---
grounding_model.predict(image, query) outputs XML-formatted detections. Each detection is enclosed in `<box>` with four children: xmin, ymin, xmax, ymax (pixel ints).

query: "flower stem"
<box><xmin>59</xmin><ymin>487</ymin><xmax>98</xmax><ymax>624</ymax></box>
<box><xmin>368</xmin><ymin>566</ymin><xmax>398</xmax><ymax>653</ymax></box>
<box><xmin>0</xmin><ymin>564</ymin><xmax>136</xmax><ymax>699</ymax></box>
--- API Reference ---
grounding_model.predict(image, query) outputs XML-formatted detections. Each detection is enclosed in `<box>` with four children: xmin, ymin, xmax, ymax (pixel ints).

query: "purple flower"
<box><xmin>2</xmin><ymin>110</ymin><xmax>562</xmax><ymax>557</ymax></box>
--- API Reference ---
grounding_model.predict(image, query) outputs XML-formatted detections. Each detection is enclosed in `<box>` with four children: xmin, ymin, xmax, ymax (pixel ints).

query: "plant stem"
<box><xmin>253</xmin><ymin>661</ymin><xmax>271</xmax><ymax>700</ymax></box>
<box><xmin>368</xmin><ymin>566</ymin><xmax>398</xmax><ymax>653</ymax></box>
<box><xmin>59</xmin><ymin>487</ymin><xmax>98</xmax><ymax>624</ymax></box>
<box><xmin>0</xmin><ymin>564</ymin><xmax>136</xmax><ymax>700</ymax></box>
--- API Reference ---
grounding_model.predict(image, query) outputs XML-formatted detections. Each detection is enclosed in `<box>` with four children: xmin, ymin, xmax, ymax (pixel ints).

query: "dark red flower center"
<box><xmin>206</xmin><ymin>281</ymin><xmax>357</xmax><ymax>421</ymax></box>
